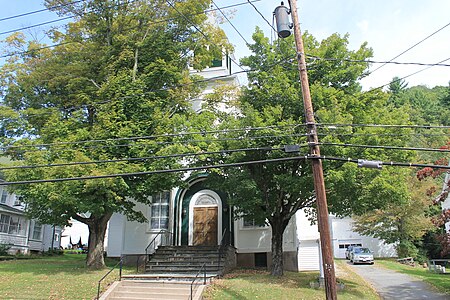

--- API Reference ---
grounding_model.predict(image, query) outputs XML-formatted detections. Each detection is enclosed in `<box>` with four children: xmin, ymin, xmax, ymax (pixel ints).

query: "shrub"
<box><xmin>43</xmin><ymin>249</ymin><xmax>64</xmax><ymax>256</ymax></box>
<box><xmin>0</xmin><ymin>243</ymin><xmax>11</xmax><ymax>256</ymax></box>
<box><xmin>397</xmin><ymin>240</ymin><xmax>419</xmax><ymax>259</ymax></box>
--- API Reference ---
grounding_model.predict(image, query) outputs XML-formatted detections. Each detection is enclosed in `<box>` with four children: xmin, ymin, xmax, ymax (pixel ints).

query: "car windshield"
<box><xmin>354</xmin><ymin>248</ymin><xmax>371</xmax><ymax>254</ymax></box>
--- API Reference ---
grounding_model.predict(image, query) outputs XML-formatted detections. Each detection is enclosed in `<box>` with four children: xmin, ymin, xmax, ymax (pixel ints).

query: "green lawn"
<box><xmin>204</xmin><ymin>260</ymin><xmax>380</xmax><ymax>300</ymax></box>
<box><xmin>376</xmin><ymin>259</ymin><xmax>450</xmax><ymax>294</ymax></box>
<box><xmin>0</xmin><ymin>254</ymin><xmax>133</xmax><ymax>300</ymax></box>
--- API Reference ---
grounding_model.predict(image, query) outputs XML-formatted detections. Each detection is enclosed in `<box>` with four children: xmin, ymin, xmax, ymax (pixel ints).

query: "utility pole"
<box><xmin>287</xmin><ymin>0</ymin><xmax>337</xmax><ymax>299</ymax></box>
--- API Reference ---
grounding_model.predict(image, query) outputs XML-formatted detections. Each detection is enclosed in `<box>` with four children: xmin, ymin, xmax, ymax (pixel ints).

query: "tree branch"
<box><xmin>89</xmin><ymin>79</ymin><xmax>101</xmax><ymax>89</ymax></box>
<box><xmin>72</xmin><ymin>213</ymin><xmax>90</xmax><ymax>225</ymax></box>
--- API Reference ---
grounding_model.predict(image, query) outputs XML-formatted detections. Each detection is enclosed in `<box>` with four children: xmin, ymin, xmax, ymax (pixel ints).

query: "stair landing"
<box><xmin>100</xmin><ymin>280</ymin><xmax>206</xmax><ymax>300</ymax></box>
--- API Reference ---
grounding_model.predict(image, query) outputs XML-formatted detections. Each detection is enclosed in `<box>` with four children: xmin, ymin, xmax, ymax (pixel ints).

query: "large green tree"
<box><xmin>0</xmin><ymin>0</ymin><xmax>229</xmax><ymax>268</ymax></box>
<box><xmin>353</xmin><ymin>177</ymin><xmax>435</xmax><ymax>258</ymax></box>
<box><xmin>202</xmin><ymin>29</ymin><xmax>415</xmax><ymax>276</ymax></box>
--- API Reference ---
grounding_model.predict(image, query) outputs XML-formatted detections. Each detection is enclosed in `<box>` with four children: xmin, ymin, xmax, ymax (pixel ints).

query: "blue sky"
<box><xmin>1</xmin><ymin>0</ymin><xmax>449</xmax><ymax>90</ymax></box>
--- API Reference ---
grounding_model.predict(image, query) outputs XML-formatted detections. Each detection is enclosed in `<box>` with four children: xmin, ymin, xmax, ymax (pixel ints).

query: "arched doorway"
<box><xmin>188</xmin><ymin>190</ymin><xmax>222</xmax><ymax>246</ymax></box>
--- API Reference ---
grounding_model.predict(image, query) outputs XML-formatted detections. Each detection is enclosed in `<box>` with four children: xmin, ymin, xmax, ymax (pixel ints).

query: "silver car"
<box><xmin>350</xmin><ymin>247</ymin><xmax>374</xmax><ymax>264</ymax></box>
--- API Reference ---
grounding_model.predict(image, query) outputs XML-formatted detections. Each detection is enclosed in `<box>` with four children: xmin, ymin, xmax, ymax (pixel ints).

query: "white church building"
<box><xmin>105</xmin><ymin>49</ymin><xmax>396</xmax><ymax>271</ymax></box>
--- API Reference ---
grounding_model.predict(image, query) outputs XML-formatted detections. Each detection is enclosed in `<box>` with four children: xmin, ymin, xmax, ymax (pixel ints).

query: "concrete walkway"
<box><xmin>347</xmin><ymin>262</ymin><xmax>449</xmax><ymax>300</ymax></box>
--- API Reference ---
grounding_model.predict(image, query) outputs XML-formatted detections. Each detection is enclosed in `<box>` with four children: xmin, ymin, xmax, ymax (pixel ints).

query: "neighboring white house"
<box><xmin>296</xmin><ymin>209</ymin><xmax>396</xmax><ymax>271</ymax></box>
<box><xmin>106</xmin><ymin>48</ymin><xmax>396</xmax><ymax>271</ymax></box>
<box><xmin>0</xmin><ymin>184</ymin><xmax>61</xmax><ymax>254</ymax></box>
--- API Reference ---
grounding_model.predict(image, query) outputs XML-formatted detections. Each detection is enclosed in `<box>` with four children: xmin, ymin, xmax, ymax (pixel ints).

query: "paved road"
<box><xmin>347</xmin><ymin>262</ymin><xmax>449</xmax><ymax>299</ymax></box>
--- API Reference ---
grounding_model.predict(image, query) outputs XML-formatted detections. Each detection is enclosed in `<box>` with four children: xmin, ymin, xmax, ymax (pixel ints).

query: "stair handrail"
<box><xmin>217</xmin><ymin>227</ymin><xmax>228</xmax><ymax>275</ymax></box>
<box><xmin>97</xmin><ymin>256</ymin><xmax>123</xmax><ymax>300</ymax></box>
<box><xmin>144</xmin><ymin>229</ymin><xmax>173</xmax><ymax>267</ymax></box>
<box><xmin>190</xmin><ymin>261</ymin><xmax>207</xmax><ymax>300</ymax></box>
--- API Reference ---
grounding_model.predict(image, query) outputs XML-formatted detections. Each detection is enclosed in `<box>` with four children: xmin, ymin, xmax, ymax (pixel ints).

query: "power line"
<box><xmin>0</xmin><ymin>1</ymin><xmax>261</xmax><ymax>59</ymax></box>
<box><xmin>318</xmin><ymin>155</ymin><xmax>450</xmax><ymax>170</ymax></box>
<box><xmin>0</xmin><ymin>155</ymin><xmax>308</xmax><ymax>186</ymax></box>
<box><xmin>0</xmin><ymin>0</ymin><xmax>143</xmax><ymax>36</ymax></box>
<box><xmin>2</xmin><ymin>118</ymin><xmax>448</xmax><ymax>151</ymax></box>
<box><xmin>317</xmin><ymin>123</ymin><xmax>450</xmax><ymax>129</ymax></box>
<box><xmin>369</xmin><ymin>21</ymin><xmax>450</xmax><ymax>74</ymax></box>
<box><xmin>2</xmin><ymin>153</ymin><xmax>449</xmax><ymax>186</ymax></box>
<box><xmin>166</xmin><ymin>0</ymin><xmax>246</xmax><ymax>72</ymax></box>
<box><xmin>3</xmin><ymin>124</ymin><xmax>305</xmax><ymax>149</ymax></box>
<box><xmin>0</xmin><ymin>16</ymin><xmax>73</xmax><ymax>36</ymax></box>
<box><xmin>0</xmin><ymin>0</ymin><xmax>86</xmax><ymax>22</ymax></box>
<box><xmin>373</xmin><ymin>56</ymin><xmax>450</xmax><ymax>91</ymax></box>
<box><xmin>11</xmin><ymin>138</ymin><xmax>449</xmax><ymax>171</ymax></box>
<box><xmin>2</xmin><ymin>55</ymin><xmax>293</xmax><ymax>119</ymax></box>
<box><xmin>5</xmin><ymin>127</ymin><xmax>449</xmax><ymax>155</ymax></box>
<box><xmin>306</xmin><ymin>55</ymin><xmax>450</xmax><ymax>68</ymax></box>
<box><xmin>319</xmin><ymin>142</ymin><xmax>450</xmax><ymax>153</ymax></box>
<box><xmin>317</xmin><ymin>132</ymin><xmax>450</xmax><ymax>138</ymax></box>
<box><xmin>212</xmin><ymin>0</ymin><xmax>250</xmax><ymax>45</ymax></box>
<box><xmin>0</xmin><ymin>0</ymin><xmax>260</xmax><ymax>24</ymax></box>
<box><xmin>246</xmin><ymin>0</ymin><xmax>277</xmax><ymax>33</ymax></box>
<box><xmin>1</xmin><ymin>133</ymin><xmax>307</xmax><ymax>156</ymax></box>
<box><xmin>0</xmin><ymin>146</ymin><xmax>289</xmax><ymax>170</ymax></box>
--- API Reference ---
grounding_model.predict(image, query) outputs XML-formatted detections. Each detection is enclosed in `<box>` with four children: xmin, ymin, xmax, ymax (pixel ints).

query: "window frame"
<box><xmin>148</xmin><ymin>191</ymin><xmax>170</xmax><ymax>232</ymax></box>
<box><xmin>241</xmin><ymin>217</ymin><xmax>268</xmax><ymax>230</ymax></box>
<box><xmin>31</xmin><ymin>222</ymin><xmax>43</xmax><ymax>240</ymax></box>
<box><xmin>0</xmin><ymin>190</ymin><xmax>8</xmax><ymax>204</ymax></box>
<box><xmin>0</xmin><ymin>214</ymin><xmax>11</xmax><ymax>233</ymax></box>
<box><xmin>0</xmin><ymin>214</ymin><xmax>27</xmax><ymax>236</ymax></box>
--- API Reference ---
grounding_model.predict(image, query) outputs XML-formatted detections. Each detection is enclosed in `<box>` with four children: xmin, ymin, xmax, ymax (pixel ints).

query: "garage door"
<box><xmin>337</xmin><ymin>240</ymin><xmax>362</xmax><ymax>259</ymax></box>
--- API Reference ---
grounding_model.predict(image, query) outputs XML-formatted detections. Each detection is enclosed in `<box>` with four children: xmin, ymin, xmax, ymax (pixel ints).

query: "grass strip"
<box><xmin>0</xmin><ymin>254</ymin><xmax>133</xmax><ymax>299</ymax></box>
<box><xmin>376</xmin><ymin>259</ymin><xmax>450</xmax><ymax>294</ymax></box>
<box><xmin>204</xmin><ymin>262</ymin><xmax>379</xmax><ymax>300</ymax></box>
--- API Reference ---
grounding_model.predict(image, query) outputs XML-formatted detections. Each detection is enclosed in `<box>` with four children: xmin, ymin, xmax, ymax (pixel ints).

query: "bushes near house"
<box><xmin>0</xmin><ymin>244</ymin><xmax>11</xmax><ymax>256</ymax></box>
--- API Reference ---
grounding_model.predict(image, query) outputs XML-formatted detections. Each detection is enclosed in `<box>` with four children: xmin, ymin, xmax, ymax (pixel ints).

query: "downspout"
<box><xmin>25</xmin><ymin>219</ymin><xmax>31</xmax><ymax>254</ymax></box>
<box><xmin>51</xmin><ymin>225</ymin><xmax>55</xmax><ymax>250</ymax></box>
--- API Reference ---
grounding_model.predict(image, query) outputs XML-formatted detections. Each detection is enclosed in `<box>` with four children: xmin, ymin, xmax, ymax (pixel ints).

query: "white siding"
<box><xmin>234</xmin><ymin>217</ymin><xmax>297</xmax><ymax>253</ymax></box>
<box><xmin>41</xmin><ymin>225</ymin><xmax>61</xmax><ymax>251</ymax></box>
<box><xmin>107</xmin><ymin>213</ymin><xmax>125</xmax><ymax>257</ymax></box>
<box><xmin>107</xmin><ymin>206</ymin><xmax>168</xmax><ymax>256</ymax></box>
<box><xmin>296</xmin><ymin>209</ymin><xmax>320</xmax><ymax>240</ymax></box>
<box><xmin>298</xmin><ymin>239</ymin><xmax>320</xmax><ymax>271</ymax></box>
<box><xmin>296</xmin><ymin>209</ymin><xmax>320</xmax><ymax>271</ymax></box>
<box><xmin>331</xmin><ymin>216</ymin><xmax>396</xmax><ymax>258</ymax></box>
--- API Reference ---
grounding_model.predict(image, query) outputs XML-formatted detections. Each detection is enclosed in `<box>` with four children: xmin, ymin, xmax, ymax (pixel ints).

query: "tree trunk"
<box><xmin>270</xmin><ymin>220</ymin><xmax>285</xmax><ymax>276</ymax></box>
<box><xmin>86</xmin><ymin>213</ymin><xmax>112</xmax><ymax>269</ymax></box>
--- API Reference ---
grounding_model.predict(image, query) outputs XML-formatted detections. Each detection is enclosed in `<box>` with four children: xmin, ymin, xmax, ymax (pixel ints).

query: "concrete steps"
<box><xmin>122</xmin><ymin>273</ymin><xmax>216</xmax><ymax>282</ymax></box>
<box><xmin>144</xmin><ymin>245</ymin><xmax>224</xmax><ymax>278</ymax></box>
<box><xmin>100</xmin><ymin>246</ymin><xmax>225</xmax><ymax>299</ymax></box>
<box><xmin>101</xmin><ymin>280</ymin><xmax>205</xmax><ymax>300</ymax></box>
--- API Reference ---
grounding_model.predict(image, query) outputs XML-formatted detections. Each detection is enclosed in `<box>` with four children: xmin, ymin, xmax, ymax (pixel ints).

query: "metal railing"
<box><xmin>217</xmin><ymin>228</ymin><xmax>228</xmax><ymax>275</ymax></box>
<box><xmin>144</xmin><ymin>229</ymin><xmax>173</xmax><ymax>267</ymax></box>
<box><xmin>97</xmin><ymin>257</ymin><xmax>123</xmax><ymax>300</ymax></box>
<box><xmin>190</xmin><ymin>262</ymin><xmax>207</xmax><ymax>300</ymax></box>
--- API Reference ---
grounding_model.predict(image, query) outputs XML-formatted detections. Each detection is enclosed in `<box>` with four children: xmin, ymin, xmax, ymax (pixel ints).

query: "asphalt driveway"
<box><xmin>347</xmin><ymin>262</ymin><xmax>449</xmax><ymax>299</ymax></box>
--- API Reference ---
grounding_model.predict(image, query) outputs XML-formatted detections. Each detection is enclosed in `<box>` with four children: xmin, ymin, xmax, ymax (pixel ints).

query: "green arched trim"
<box><xmin>173</xmin><ymin>173</ymin><xmax>209</xmax><ymax>244</ymax></box>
